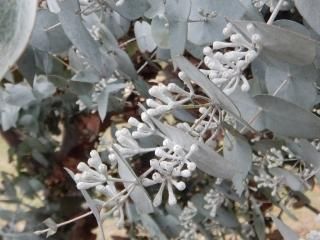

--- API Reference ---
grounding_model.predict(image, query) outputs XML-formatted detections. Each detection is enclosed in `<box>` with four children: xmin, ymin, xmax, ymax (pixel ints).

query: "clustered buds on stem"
<box><xmin>200</xmin><ymin>23</ymin><xmax>261</xmax><ymax>95</ymax></box>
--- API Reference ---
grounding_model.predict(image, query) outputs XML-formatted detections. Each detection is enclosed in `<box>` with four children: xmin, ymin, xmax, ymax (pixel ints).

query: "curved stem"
<box><xmin>34</xmin><ymin>211</ymin><xmax>93</xmax><ymax>236</ymax></box>
<box><xmin>267</xmin><ymin>0</ymin><xmax>284</xmax><ymax>25</ymax></box>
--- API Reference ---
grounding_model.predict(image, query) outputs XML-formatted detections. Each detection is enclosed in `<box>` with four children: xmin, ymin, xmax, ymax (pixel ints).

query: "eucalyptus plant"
<box><xmin>1</xmin><ymin>0</ymin><xmax>320</xmax><ymax>239</ymax></box>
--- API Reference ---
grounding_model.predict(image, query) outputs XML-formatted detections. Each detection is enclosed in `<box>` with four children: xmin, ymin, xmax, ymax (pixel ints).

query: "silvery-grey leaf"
<box><xmin>254</xmin><ymin>95</ymin><xmax>320</xmax><ymax>138</ymax></box>
<box><xmin>17</xmin><ymin>46</ymin><xmax>37</xmax><ymax>82</ymax></box>
<box><xmin>4</xmin><ymin>83</ymin><xmax>35</xmax><ymax>107</ymax></box>
<box><xmin>1</xmin><ymin>103</ymin><xmax>20</xmax><ymax>131</ymax></box>
<box><xmin>104</xmin><ymin>10</ymin><xmax>130</xmax><ymax>39</ymax></box>
<box><xmin>47</xmin><ymin>0</ymin><xmax>60</xmax><ymax>13</ymax></box>
<box><xmin>0</xmin><ymin>0</ymin><xmax>37</xmax><ymax>80</ymax></box>
<box><xmin>239</xmin><ymin>0</ymin><xmax>264</xmax><ymax>21</ymax></box>
<box><xmin>229</xmin><ymin>88</ymin><xmax>265</xmax><ymax>131</ymax></box>
<box><xmin>151</xmin><ymin>15</ymin><xmax>170</xmax><ymax>49</ymax></box>
<box><xmin>33</xmin><ymin>75</ymin><xmax>56</xmax><ymax>100</ymax></box>
<box><xmin>287</xmin><ymin>139</ymin><xmax>320</xmax><ymax>181</ymax></box>
<box><xmin>71</xmin><ymin>67</ymin><xmax>100</xmax><ymax>83</ymax></box>
<box><xmin>145</xmin><ymin>0</ymin><xmax>165</xmax><ymax>18</ymax></box>
<box><xmin>188</xmin><ymin>0</ymin><xmax>246</xmax><ymax>45</ymax></box>
<box><xmin>174</xmin><ymin>56</ymin><xmax>241</xmax><ymax>117</ymax></box>
<box><xmin>64</xmin><ymin>168</ymin><xmax>106</xmax><ymax>240</ymax></box>
<box><xmin>112</xmin><ymin>146</ymin><xmax>154</xmax><ymax>214</ymax></box>
<box><xmin>264</xmin><ymin>61</ymin><xmax>318</xmax><ymax>110</ymax></box>
<box><xmin>224</xmin><ymin>131</ymin><xmax>252</xmax><ymax>196</ymax></box>
<box><xmin>165</xmin><ymin>0</ymin><xmax>191</xmax><ymax>57</ymax></box>
<box><xmin>134</xmin><ymin>21</ymin><xmax>157</xmax><ymax>53</ymax></box>
<box><xmin>185</xmin><ymin>41</ymin><xmax>204</xmax><ymax>60</ymax></box>
<box><xmin>58</xmin><ymin>0</ymin><xmax>116</xmax><ymax>78</ymax></box>
<box><xmin>68</xmin><ymin>47</ymin><xmax>87</xmax><ymax>71</ymax></box>
<box><xmin>270</xmin><ymin>168</ymin><xmax>306</xmax><ymax>192</ymax></box>
<box><xmin>97</xmin><ymin>83</ymin><xmax>126</xmax><ymax>121</ymax></box>
<box><xmin>43</xmin><ymin>218</ymin><xmax>58</xmax><ymax>238</ymax></box>
<box><xmin>151</xmin><ymin>118</ymin><xmax>240</xmax><ymax>180</ymax></box>
<box><xmin>30</xmin><ymin>9</ymin><xmax>71</xmax><ymax>54</ymax></box>
<box><xmin>111</xmin><ymin>0</ymin><xmax>151</xmax><ymax>20</ymax></box>
<box><xmin>156</xmin><ymin>48</ymin><xmax>171</xmax><ymax>60</ymax></box>
<box><xmin>140</xmin><ymin>214</ymin><xmax>168</xmax><ymax>240</ymax></box>
<box><xmin>251</xmin><ymin>198</ymin><xmax>266</xmax><ymax>240</ymax></box>
<box><xmin>153</xmin><ymin>211</ymin><xmax>181</xmax><ymax>238</ymax></box>
<box><xmin>113</xmin><ymin>48</ymin><xmax>149</xmax><ymax>97</ymax></box>
<box><xmin>272</xmin><ymin>217</ymin><xmax>299</xmax><ymax>240</ymax></box>
<box><xmin>230</xmin><ymin>20</ymin><xmax>319</xmax><ymax>65</ymax></box>
<box><xmin>274</xmin><ymin>19</ymin><xmax>311</xmax><ymax>36</ymax></box>
<box><xmin>294</xmin><ymin>0</ymin><xmax>320</xmax><ymax>36</ymax></box>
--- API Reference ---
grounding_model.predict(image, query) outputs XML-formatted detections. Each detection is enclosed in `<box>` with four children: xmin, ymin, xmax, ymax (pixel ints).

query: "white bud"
<box><xmin>203</xmin><ymin>46</ymin><xmax>212</xmax><ymax>56</ymax></box>
<box><xmin>128</xmin><ymin>117</ymin><xmax>140</xmax><ymax>127</ymax></box>
<box><xmin>175</xmin><ymin>181</ymin><xmax>186</xmax><ymax>191</ymax></box>
<box><xmin>77</xmin><ymin>162</ymin><xmax>89</xmax><ymax>172</ymax></box>
<box><xmin>187</xmin><ymin>162</ymin><xmax>197</xmax><ymax>171</ymax></box>
<box><xmin>181</xmin><ymin>169</ymin><xmax>192</xmax><ymax>178</ymax></box>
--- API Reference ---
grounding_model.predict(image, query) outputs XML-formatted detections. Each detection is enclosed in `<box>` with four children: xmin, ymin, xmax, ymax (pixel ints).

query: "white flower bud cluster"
<box><xmin>74</xmin><ymin>150</ymin><xmax>131</xmax><ymax>228</ymax></box>
<box><xmin>252</xmin><ymin>0</ymin><xmax>293</xmax><ymax>11</ymax></box>
<box><xmin>200</xmin><ymin>23</ymin><xmax>262</xmax><ymax>95</ymax></box>
<box><xmin>108</xmin><ymin>114</ymin><xmax>162</xmax><ymax>160</ymax></box>
<box><xmin>142</xmin><ymin>141</ymin><xmax>198</xmax><ymax>207</ymax></box>
<box><xmin>203</xmin><ymin>189</ymin><xmax>225</xmax><ymax>218</ymax></box>
<box><xmin>178</xmin><ymin>202</ymin><xmax>198</xmax><ymax>240</ymax></box>
<box><xmin>74</xmin><ymin>150</ymin><xmax>108</xmax><ymax>190</ymax></box>
<box><xmin>146</xmin><ymin>83</ymin><xmax>193</xmax><ymax>116</ymax></box>
<box><xmin>253</xmin><ymin>172</ymin><xmax>282</xmax><ymax>196</ymax></box>
<box><xmin>265</xmin><ymin>148</ymin><xmax>285</xmax><ymax>168</ymax></box>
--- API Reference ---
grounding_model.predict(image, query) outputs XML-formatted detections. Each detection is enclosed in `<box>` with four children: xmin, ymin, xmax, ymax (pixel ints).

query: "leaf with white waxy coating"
<box><xmin>43</xmin><ymin>218</ymin><xmax>58</xmax><ymax>238</ymax></box>
<box><xmin>286</xmin><ymin>139</ymin><xmax>320</xmax><ymax>181</ymax></box>
<box><xmin>265</xmin><ymin>62</ymin><xmax>318</xmax><ymax>110</ymax></box>
<box><xmin>188</xmin><ymin>0</ymin><xmax>246</xmax><ymax>45</ymax></box>
<box><xmin>111</xmin><ymin>146</ymin><xmax>154</xmax><ymax>214</ymax></box>
<box><xmin>97</xmin><ymin>83</ymin><xmax>126</xmax><ymax>121</ymax></box>
<box><xmin>145</xmin><ymin>0</ymin><xmax>165</xmax><ymax>18</ymax></box>
<box><xmin>224</xmin><ymin>131</ymin><xmax>252</xmax><ymax>196</ymax></box>
<box><xmin>251</xmin><ymin>198</ymin><xmax>266</xmax><ymax>240</ymax></box>
<box><xmin>71</xmin><ymin>67</ymin><xmax>100</xmax><ymax>83</ymax></box>
<box><xmin>4</xmin><ymin>82</ymin><xmax>35</xmax><ymax>107</ymax></box>
<box><xmin>272</xmin><ymin>217</ymin><xmax>299</xmax><ymax>240</ymax></box>
<box><xmin>47</xmin><ymin>0</ymin><xmax>60</xmax><ymax>13</ymax></box>
<box><xmin>151</xmin><ymin>118</ymin><xmax>241</xmax><ymax>180</ymax></box>
<box><xmin>140</xmin><ymin>214</ymin><xmax>168</xmax><ymax>240</ymax></box>
<box><xmin>134</xmin><ymin>21</ymin><xmax>157</xmax><ymax>53</ymax></box>
<box><xmin>110</xmin><ymin>0</ymin><xmax>151</xmax><ymax>20</ymax></box>
<box><xmin>33</xmin><ymin>75</ymin><xmax>56</xmax><ymax>100</ymax></box>
<box><xmin>174</xmin><ymin>56</ymin><xmax>241</xmax><ymax>117</ymax></box>
<box><xmin>0</xmin><ymin>0</ymin><xmax>37</xmax><ymax>80</ymax></box>
<box><xmin>229</xmin><ymin>88</ymin><xmax>265</xmax><ymax>131</ymax></box>
<box><xmin>30</xmin><ymin>9</ymin><xmax>71</xmax><ymax>54</ymax></box>
<box><xmin>294</xmin><ymin>0</ymin><xmax>320</xmax><ymax>36</ymax></box>
<box><xmin>151</xmin><ymin>15</ymin><xmax>170</xmax><ymax>49</ymax></box>
<box><xmin>230</xmin><ymin>20</ymin><xmax>319</xmax><ymax>65</ymax></box>
<box><xmin>104</xmin><ymin>9</ymin><xmax>130</xmax><ymax>39</ymax></box>
<box><xmin>269</xmin><ymin>168</ymin><xmax>306</xmax><ymax>192</ymax></box>
<box><xmin>64</xmin><ymin>168</ymin><xmax>106</xmax><ymax>240</ymax></box>
<box><xmin>254</xmin><ymin>95</ymin><xmax>320</xmax><ymax>138</ymax></box>
<box><xmin>165</xmin><ymin>0</ymin><xmax>191</xmax><ymax>57</ymax></box>
<box><xmin>57</xmin><ymin>0</ymin><xmax>116</xmax><ymax>78</ymax></box>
